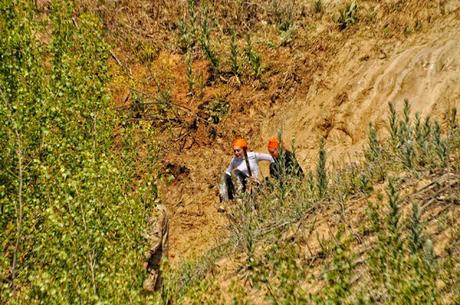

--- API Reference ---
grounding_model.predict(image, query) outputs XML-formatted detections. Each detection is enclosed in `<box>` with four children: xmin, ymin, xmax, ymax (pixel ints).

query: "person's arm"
<box><xmin>225</xmin><ymin>157</ymin><xmax>235</xmax><ymax>176</ymax></box>
<box><xmin>254</xmin><ymin>152</ymin><xmax>275</xmax><ymax>162</ymax></box>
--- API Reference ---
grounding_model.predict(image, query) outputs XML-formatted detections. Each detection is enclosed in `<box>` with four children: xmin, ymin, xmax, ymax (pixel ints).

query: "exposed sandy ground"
<box><xmin>262</xmin><ymin>20</ymin><xmax>460</xmax><ymax>167</ymax></box>
<box><xmin>155</xmin><ymin>4</ymin><xmax>460</xmax><ymax>264</ymax></box>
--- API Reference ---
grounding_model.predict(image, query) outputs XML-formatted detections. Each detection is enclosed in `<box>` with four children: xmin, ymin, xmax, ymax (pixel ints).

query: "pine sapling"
<box><xmin>178</xmin><ymin>0</ymin><xmax>198</xmax><ymax>53</ymax></box>
<box><xmin>178</xmin><ymin>19</ymin><xmax>191</xmax><ymax>52</ymax></box>
<box><xmin>448</xmin><ymin>107</ymin><xmax>458</xmax><ymax>140</ymax></box>
<box><xmin>403</xmin><ymin>99</ymin><xmax>411</xmax><ymax>127</ymax></box>
<box><xmin>395</xmin><ymin>100</ymin><xmax>416</xmax><ymax>169</ymax></box>
<box><xmin>387</xmin><ymin>179</ymin><xmax>402</xmax><ymax>245</ymax></box>
<box><xmin>386</xmin><ymin>178</ymin><xmax>404</xmax><ymax>274</ymax></box>
<box><xmin>417</xmin><ymin>115</ymin><xmax>432</xmax><ymax>158</ymax></box>
<box><xmin>188</xmin><ymin>0</ymin><xmax>198</xmax><ymax>42</ymax></box>
<box><xmin>398</xmin><ymin>99</ymin><xmax>412</xmax><ymax>144</ymax></box>
<box><xmin>423</xmin><ymin>116</ymin><xmax>432</xmax><ymax>141</ymax></box>
<box><xmin>200</xmin><ymin>3</ymin><xmax>219</xmax><ymax>78</ymax></box>
<box><xmin>414</xmin><ymin>112</ymin><xmax>422</xmax><ymax>142</ymax></box>
<box><xmin>230</xmin><ymin>30</ymin><xmax>239</xmax><ymax>77</ymax></box>
<box><xmin>316</xmin><ymin>137</ymin><xmax>328</xmax><ymax>199</ymax></box>
<box><xmin>186</xmin><ymin>50</ymin><xmax>194</xmax><ymax>95</ymax></box>
<box><xmin>383</xmin><ymin>179</ymin><xmax>407</xmax><ymax>302</ymax></box>
<box><xmin>433</xmin><ymin>121</ymin><xmax>448</xmax><ymax>167</ymax></box>
<box><xmin>408</xmin><ymin>202</ymin><xmax>424</xmax><ymax>254</ymax></box>
<box><xmin>414</xmin><ymin>112</ymin><xmax>425</xmax><ymax>155</ymax></box>
<box><xmin>365</xmin><ymin>123</ymin><xmax>381</xmax><ymax>162</ymax></box>
<box><xmin>402</xmin><ymin>139</ymin><xmax>415</xmax><ymax>169</ymax></box>
<box><xmin>244</xmin><ymin>34</ymin><xmax>262</xmax><ymax>78</ymax></box>
<box><xmin>306</xmin><ymin>170</ymin><xmax>315</xmax><ymax>194</ymax></box>
<box><xmin>448</xmin><ymin>107</ymin><xmax>458</xmax><ymax>130</ymax></box>
<box><xmin>313</xmin><ymin>0</ymin><xmax>323</xmax><ymax>14</ymax></box>
<box><xmin>389</xmin><ymin>102</ymin><xmax>399</xmax><ymax>148</ymax></box>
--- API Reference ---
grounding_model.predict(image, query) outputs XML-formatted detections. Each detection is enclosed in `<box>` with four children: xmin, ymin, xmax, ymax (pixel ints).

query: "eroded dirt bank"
<box><xmin>262</xmin><ymin>19</ymin><xmax>460</xmax><ymax>166</ymax></box>
<box><xmin>109</xmin><ymin>1</ymin><xmax>460</xmax><ymax>264</ymax></box>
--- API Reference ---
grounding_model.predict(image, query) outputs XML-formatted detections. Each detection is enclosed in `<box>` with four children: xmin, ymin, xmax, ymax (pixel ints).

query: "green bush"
<box><xmin>1</xmin><ymin>1</ymin><xmax>158</xmax><ymax>304</ymax></box>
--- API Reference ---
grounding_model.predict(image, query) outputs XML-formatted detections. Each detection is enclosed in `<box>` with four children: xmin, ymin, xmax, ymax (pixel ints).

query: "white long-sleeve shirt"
<box><xmin>225</xmin><ymin>151</ymin><xmax>274</xmax><ymax>179</ymax></box>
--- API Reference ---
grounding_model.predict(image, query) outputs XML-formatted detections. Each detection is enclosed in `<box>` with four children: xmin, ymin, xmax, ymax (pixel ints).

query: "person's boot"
<box><xmin>217</xmin><ymin>204</ymin><xmax>226</xmax><ymax>213</ymax></box>
<box><xmin>143</xmin><ymin>270</ymin><xmax>159</xmax><ymax>292</ymax></box>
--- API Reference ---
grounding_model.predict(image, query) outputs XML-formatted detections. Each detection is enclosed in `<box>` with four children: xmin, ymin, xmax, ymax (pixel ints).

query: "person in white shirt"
<box><xmin>219</xmin><ymin>138</ymin><xmax>274</xmax><ymax>207</ymax></box>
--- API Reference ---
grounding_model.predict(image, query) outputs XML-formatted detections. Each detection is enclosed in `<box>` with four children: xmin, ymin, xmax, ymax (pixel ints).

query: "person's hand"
<box><xmin>247</xmin><ymin>176</ymin><xmax>259</xmax><ymax>185</ymax></box>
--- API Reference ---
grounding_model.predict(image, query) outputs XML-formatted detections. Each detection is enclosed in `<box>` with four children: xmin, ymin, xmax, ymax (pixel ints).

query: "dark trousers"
<box><xmin>220</xmin><ymin>170</ymin><xmax>248</xmax><ymax>201</ymax></box>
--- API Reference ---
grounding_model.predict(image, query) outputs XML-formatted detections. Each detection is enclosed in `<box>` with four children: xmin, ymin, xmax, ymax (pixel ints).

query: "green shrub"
<box><xmin>365</xmin><ymin>123</ymin><xmax>381</xmax><ymax>162</ymax></box>
<box><xmin>186</xmin><ymin>50</ymin><xmax>194</xmax><ymax>95</ymax></box>
<box><xmin>199</xmin><ymin>98</ymin><xmax>229</xmax><ymax>124</ymax></box>
<box><xmin>1</xmin><ymin>2</ymin><xmax>158</xmax><ymax>304</ymax></box>
<box><xmin>313</xmin><ymin>0</ymin><xmax>323</xmax><ymax>14</ymax></box>
<box><xmin>271</xmin><ymin>0</ymin><xmax>295</xmax><ymax>31</ymax></box>
<box><xmin>244</xmin><ymin>34</ymin><xmax>262</xmax><ymax>78</ymax></box>
<box><xmin>337</xmin><ymin>1</ymin><xmax>358</xmax><ymax>30</ymax></box>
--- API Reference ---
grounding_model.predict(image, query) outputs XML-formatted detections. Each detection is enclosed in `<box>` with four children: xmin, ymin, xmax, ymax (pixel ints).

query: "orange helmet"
<box><xmin>267</xmin><ymin>137</ymin><xmax>280</xmax><ymax>150</ymax></box>
<box><xmin>232</xmin><ymin>138</ymin><xmax>248</xmax><ymax>149</ymax></box>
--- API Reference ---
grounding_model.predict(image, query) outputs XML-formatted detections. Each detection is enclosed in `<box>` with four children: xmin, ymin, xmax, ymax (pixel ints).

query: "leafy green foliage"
<box><xmin>199</xmin><ymin>98</ymin><xmax>229</xmax><ymax>124</ymax></box>
<box><xmin>316</xmin><ymin>227</ymin><xmax>355</xmax><ymax>305</ymax></box>
<box><xmin>1</xmin><ymin>1</ymin><xmax>158</xmax><ymax>304</ymax></box>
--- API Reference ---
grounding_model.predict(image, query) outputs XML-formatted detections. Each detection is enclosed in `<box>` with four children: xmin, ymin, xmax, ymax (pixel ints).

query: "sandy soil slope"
<box><xmin>262</xmin><ymin>19</ymin><xmax>460</xmax><ymax>167</ymax></box>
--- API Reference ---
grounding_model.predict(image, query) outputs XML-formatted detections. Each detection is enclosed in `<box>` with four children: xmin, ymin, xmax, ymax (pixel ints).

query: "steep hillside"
<box><xmin>125</xmin><ymin>1</ymin><xmax>459</xmax><ymax>303</ymax></box>
<box><xmin>3</xmin><ymin>1</ymin><xmax>459</xmax><ymax>304</ymax></box>
<box><xmin>108</xmin><ymin>0</ymin><xmax>460</xmax><ymax>264</ymax></box>
<box><xmin>95</xmin><ymin>1</ymin><xmax>460</xmax><ymax>301</ymax></box>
